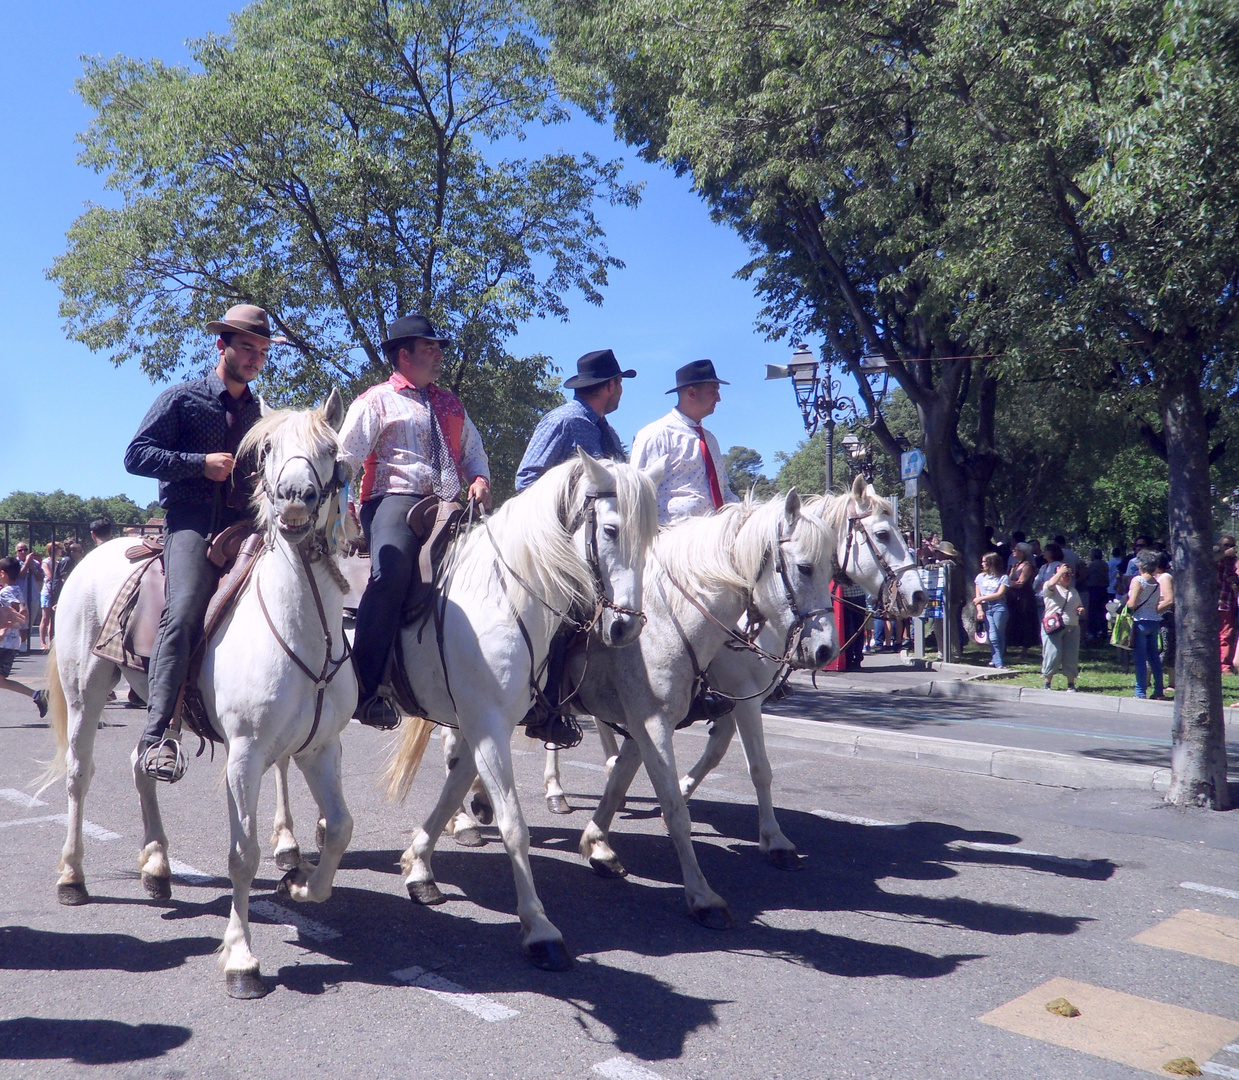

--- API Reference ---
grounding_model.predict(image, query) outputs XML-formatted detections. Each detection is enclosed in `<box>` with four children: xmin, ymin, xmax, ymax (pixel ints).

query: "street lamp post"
<box><xmin>766</xmin><ymin>345</ymin><xmax>860</xmax><ymax>493</ymax></box>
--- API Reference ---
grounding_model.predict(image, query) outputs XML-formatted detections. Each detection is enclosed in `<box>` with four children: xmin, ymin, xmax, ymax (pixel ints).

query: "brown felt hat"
<box><xmin>205</xmin><ymin>304</ymin><xmax>287</xmax><ymax>343</ymax></box>
<box><xmin>933</xmin><ymin>541</ymin><xmax>962</xmax><ymax>559</ymax></box>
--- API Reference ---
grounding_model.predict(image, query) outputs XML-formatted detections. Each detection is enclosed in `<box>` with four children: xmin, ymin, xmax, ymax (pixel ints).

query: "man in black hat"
<box><xmin>514</xmin><ymin>349</ymin><xmax>634</xmax><ymax>492</ymax></box>
<box><xmin>632</xmin><ymin>359</ymin><xmax>739</xmax><ymax>525</ymax></box>
<box><xmin>124</xmin><ymin>303</ymin><xmax>280</xmax><ymax>781</ymax></box>
<box><xmin>338</xmin><ymin>313</ymin><xmax>491</xmax><ymax>730</ymax></box>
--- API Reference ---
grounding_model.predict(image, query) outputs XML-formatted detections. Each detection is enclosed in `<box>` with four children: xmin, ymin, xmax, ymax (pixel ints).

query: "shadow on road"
<box><xmin>0</xmin><ymin>925</ymin><xmax>217</xmax><ymax>972</ymax></box>
<box><xmin>0</xmin><ymin>1017</ymin><xmax>191</xmax><ymax>1064</ymax></box>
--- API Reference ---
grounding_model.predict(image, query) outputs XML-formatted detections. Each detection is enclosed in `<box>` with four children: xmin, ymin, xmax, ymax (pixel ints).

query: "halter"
<box><xmin>836</xmin><ymin>508</ymin><xmax>919</xmax><ymax>615</ymax></box>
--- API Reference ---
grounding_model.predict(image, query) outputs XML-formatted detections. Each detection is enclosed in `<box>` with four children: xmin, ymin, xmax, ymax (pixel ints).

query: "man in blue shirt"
<box><xmin>515</xmin><ymin>349</ymin><xmax>634</xmax><ymax>491</ymax></box>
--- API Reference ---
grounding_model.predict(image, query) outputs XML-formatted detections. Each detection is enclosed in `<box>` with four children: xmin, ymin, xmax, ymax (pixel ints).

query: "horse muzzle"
<box><xmin>275</xmin><ymin>500</ymin><xmax>314</xmax><ymax>538</ymax></box>
<box><xmin>601</xmin><ymin>608</ymin><xmax>644</xmax><ymax>648</ymax></box>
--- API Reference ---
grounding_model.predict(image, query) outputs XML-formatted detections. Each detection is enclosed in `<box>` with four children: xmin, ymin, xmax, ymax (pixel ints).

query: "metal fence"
<box><xmin>0</xmin><ymin>519</ymin><xmax>165</xmax><ymax>557</ymax></box>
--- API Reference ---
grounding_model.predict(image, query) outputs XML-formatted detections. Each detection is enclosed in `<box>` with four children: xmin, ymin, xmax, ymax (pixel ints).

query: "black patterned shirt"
<box><xmin>125</xmin><ymin>372</ymin><xmax>263</xmax><ymax>535</ymax></box>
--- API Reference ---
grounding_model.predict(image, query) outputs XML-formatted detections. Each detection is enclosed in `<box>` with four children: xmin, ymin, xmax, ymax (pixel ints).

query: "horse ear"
<box><xmin>850</xmin><ymin>473</ymin><xmax>867</xmax><ymax>503</ymax></box>
<box><xmin>783</xmin><ymin>487</ymin><xmax>802</xmax><ymax>527</ymax></box>
<box><xmin>576</xmin><ymin>447</ymin><xmax>611</xmax><ymax>489</ymax></box>
<box><xmin>259</xmin><ymin>396</ymin><xmax>273</xmax><ymax>418</ymax></box>
<box><xmin>641</xmin><ymin>456</ymin><xmax>666</xmax><ymax>488</ymax></box>
<box><xmin>322</xmin><ymin>387</ymin><xmax>345</xmax><ymax>432</ymax></box>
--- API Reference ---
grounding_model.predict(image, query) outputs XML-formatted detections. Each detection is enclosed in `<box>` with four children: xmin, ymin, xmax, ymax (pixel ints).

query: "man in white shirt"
<box><xmin>338</xmin><ymin>314</ymin><xmax>491</xmax><ymax>729</ymax></box>
<box><xmin>631</xmin><ymin>359</ymin><xmax>740</xmax><ymax>525</ymax></box>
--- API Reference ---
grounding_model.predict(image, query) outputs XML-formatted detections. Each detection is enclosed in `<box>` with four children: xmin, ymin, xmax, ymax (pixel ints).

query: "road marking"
<box><xmin>565</xmin><ymin>760</ymin><xmax>607</xmax><ymax>773</ymax></box>
<box><xmin>0</xmin><ymin>788</ymin><xmax>46</xmax><ymax>808</ymax></box>
<box><xmin>1224</xmin><ymin>1044</ymin><xmax>1239</xmax><ymax>1054</ymax></box>
<box><xmin>168</xmin><ymin>858</ymin><xmax>216</xmax><ymax>886</ymax></box>
<box><xmin>592</xmin><ymin>1057</ymin><xmax>667</xmax><ymax>1080</ymax></box>
<box><xmin>1183</xmin><ymin>882</ymin><xmax>1239</xmax><ymax>901</ymax></box>
<box><xmin>947</xmin><ymin>840</ymin><xmax>1101</xmax><ymax>870</ymax></box>
<box><xmin>811</xmin><ymin>808</ymin><xmax>906</xmax><ymax>829</ymax></box>
<box><xmin>0</xmin><ymin>813</ymin><xmax>119</xmax><ymax>840</ymax></box>
<box><xmin>1204</xmin><ymin>1062</ymin><xmax>1239</xmax><ymax>1078</ymax></box>
<box><xmin>391</xmin><ymin>966</ymin><xmax>519</xmax><ymax>1021</ymax></box>
<box><xmin>980</xmin><ymin>977</ymin><xmax>1239</xmax><ymax>1074</ymax></box>
<box><xmin>249</xmin><ymin>899</ymin><xmax>341</xmax><ymax>943</ymax></box>
<box><xmin>1133</xmin><ymin>910</ymin><xmax>1239</xmax><ymax>968</ymax></box>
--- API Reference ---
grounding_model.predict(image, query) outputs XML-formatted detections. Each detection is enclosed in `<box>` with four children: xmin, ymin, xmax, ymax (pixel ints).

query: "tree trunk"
<box><xmin>1161</xmin><ymin>367</ymin><xmax>1232</xmax><ymax>809</ymax></box>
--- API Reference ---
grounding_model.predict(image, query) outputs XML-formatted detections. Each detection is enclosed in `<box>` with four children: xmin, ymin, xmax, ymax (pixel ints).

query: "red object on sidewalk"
<box><xmin>1220</xmin><ymin>609</ymin><xmax>1237</xmax><ymax>672</ymax></box>
<box><xmin>824</xmin><ymin>580</ymin><xmax>849</xmax><ymax>672</ymax></box>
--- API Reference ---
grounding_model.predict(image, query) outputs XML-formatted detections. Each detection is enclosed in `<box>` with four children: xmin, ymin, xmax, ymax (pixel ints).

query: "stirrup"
<box><xmin>140</xmin><ymin>737</ymin><xmax>189</xmax><ymax>783</ymax></box>
<box><xmin>522</xmin><ymin>710</ymin><xmax>583</xmax><ymax>750</ymax></box>
<box><xmin>353</xmin><ymin>694</ymin><xmax>402</xmax><ymax>731</ymax></box>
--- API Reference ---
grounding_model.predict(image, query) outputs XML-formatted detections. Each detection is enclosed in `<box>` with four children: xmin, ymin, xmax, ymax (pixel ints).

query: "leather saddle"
<box><xmin>401</xmin><ymin>496</ymin><xmax>465</xmax><ymax>624</ymax></box>
<box><xmin>93</xmin><ymin>523</ymin><xmax>263</xmax><ymax>744</ymax></box>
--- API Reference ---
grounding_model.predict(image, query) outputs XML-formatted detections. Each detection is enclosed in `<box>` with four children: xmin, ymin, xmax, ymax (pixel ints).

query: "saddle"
<box><xmin>93</xmin><ymin>523</ymin><xmax>263</xmax><ymax>746</ymax></box>
<box><xmin>402</xmin><ymin>496</ymin><xmax>465</xmax><ymax>623</ymax></box>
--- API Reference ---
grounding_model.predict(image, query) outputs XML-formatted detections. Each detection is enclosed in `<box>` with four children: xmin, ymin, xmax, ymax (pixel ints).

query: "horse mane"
<box><xmin>236</xmin><ymin>406</ymin><xmax>341</xmax><ymax>538</ymax></box>
<box><xmin>455</xmin><ymin>456</ymin><xmax>659</xmax><ymax>614</ymax></box>
<box><xmin>654</xmin><ymin>493</ymin><xmax>832</xmax><ymax>603</ymax></box>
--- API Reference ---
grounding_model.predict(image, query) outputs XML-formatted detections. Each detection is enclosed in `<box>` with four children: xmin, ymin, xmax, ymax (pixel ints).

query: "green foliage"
<box><xmin>49</xmin><ymin>0</ymin><xmax>638</xmax><ymax>494</ymax></box>
<box><xmin>0</xmin><ymin>491</ymin><xmax>149</xmax><ymax>526</ymax></box>
<box><xmin>723</xmin><ymin>445</ymin><xmax>776</xmax><ymax>500</ymax></box>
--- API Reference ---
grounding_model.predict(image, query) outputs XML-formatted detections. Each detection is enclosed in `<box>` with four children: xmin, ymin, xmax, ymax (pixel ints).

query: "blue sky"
<box><xmin>1</xmin><ymin>2</ymin><xmax>830</xmax><ymax>508</ymax></box>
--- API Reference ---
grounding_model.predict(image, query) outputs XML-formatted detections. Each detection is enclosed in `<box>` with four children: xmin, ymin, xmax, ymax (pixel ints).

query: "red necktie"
<box><xmin>694</xmin><ymin>426</ymin><xmax>724</xmax><ymax>509</ymax></box>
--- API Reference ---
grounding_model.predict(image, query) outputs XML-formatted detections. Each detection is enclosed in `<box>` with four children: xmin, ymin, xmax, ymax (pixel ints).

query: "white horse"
<box><xmin>568</xmin><ymin>491</ymin><xmax>838</xmax><ymax>927</ymax></box>
<box><xmin>41</xmin><ymin>392</ymin><xmax>356</xmax><ymax>999</ymax></box>
<box><xmin>383</xmin><ymin>452</ymin><xmax>659</xmax><ymax>970</ymax></box>
<box><xmin>677</xmin><ymin>478</ymin><xmax>927</xmax><ymax>867</ymax></box>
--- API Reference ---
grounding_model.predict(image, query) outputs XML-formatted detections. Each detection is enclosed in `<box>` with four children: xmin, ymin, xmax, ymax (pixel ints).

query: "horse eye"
<box><xmin>875</xmin><ymin>530</ymin><xmax>891</xmax><ymax>543</ymax></box>
<box><xmin>797</xmin><ymin>563</ymin><xmax>814</xmax><ymax>577</ymax></box>
<box><xmin>602</xmin><ymin>524</ymin><xmax>619</xmax><ymax>541</ymax></box>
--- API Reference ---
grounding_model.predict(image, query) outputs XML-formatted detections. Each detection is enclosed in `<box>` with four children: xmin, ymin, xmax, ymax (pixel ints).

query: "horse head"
<box><xmin>240</xmin><ymin>388</ymin><xmax>347</xmax><ymax>546</ymax></box>
<box><xmin>832</xmin><ymin>474</ymin><xmax>926</xmax><ymax>617</ymax></box>
<box><xmin>572</xmin><ymin>449</ymin><xmax>660</xmax><ymax>648</ymax></box>
<box><xmin>740</xmin><ymin>490</ymin><xmax>839</xmax><ymax>670</ymax></box>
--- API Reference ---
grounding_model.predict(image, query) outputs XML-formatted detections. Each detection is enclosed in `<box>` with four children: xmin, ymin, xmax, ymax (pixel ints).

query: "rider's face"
<box><xmin>398</xmin><ymin>338</ymin><xmax>444</xmax><ymax>389</ymax></box>
<box><xmin>218</xmin><ymin>333</ymin><xmax>269</xmax><ymax>386</ymax></box>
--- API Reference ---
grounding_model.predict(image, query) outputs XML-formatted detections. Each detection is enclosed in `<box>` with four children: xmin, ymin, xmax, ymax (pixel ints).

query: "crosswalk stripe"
<box><xmin>249</xmin><ymin>899</ymin><xmax>341</xmax><ymax>943</ymax></box>
<box><xmin>592</xmin><ymin>1057</ymin><xmax>668</xmax><ymax>1080</ymax></box>
<box><xmin>1183</xmin><ymin>882</ymin><xmax>1239</xmax><ymax>901</ymax></box>
<box><xmin>0</xmin><ymin>788</ymin><xmax>47</xmax><ymax>809</ymax></box>
<box><xmin>391</xmin><ymin>966</ymin><xmax>519</xmax><ymax>1021</ymax></box>
<box><xmin>1133</xmin><ymin>910</ymin><xmax>1239</xmax><ymax>968</ymax></box>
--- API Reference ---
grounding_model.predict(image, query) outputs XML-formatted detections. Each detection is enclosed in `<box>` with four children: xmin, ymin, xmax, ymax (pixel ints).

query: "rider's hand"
<box><xmin>467</xmin><ymin>476</ymin><xmax>492</xmax><ymax>512</ymax></box>
<box><xmin>203</xmin><ymin>453</ymin><xmax>235</xmax><ymax>482</ymax></box>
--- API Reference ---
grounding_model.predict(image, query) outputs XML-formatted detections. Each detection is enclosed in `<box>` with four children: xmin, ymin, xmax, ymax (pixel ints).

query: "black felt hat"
<box><xmin>666</xmin><ymin>359</ymin><xmax>730</xmax><ymax>393</ymax></box>
<box><xmin>563</xmin><ymin>349</ymin><xmax>637</xmax><ymax>390</ymax></box>
<box><xmin>380</xmin><ymin>313</ymin><xmax>451</xmax><ymax>348</ymax></box>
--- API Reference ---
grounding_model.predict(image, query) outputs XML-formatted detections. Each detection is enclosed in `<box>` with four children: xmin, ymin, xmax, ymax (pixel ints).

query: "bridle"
<box><xmin>836</xmin><ymin>508</ymin><xmax>919</xmax><ymax>615</ymax></box>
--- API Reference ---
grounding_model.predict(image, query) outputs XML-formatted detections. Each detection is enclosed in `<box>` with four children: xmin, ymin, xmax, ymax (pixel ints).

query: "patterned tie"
<box><xmin>694</xmin><ymin>425</ymin><xmax>724</xmax><ymax>509</ymax></box>
<box><xmin>416</xmin><ymin>388</ymin><xmax>463</xmax><ymax>501</ymax></box>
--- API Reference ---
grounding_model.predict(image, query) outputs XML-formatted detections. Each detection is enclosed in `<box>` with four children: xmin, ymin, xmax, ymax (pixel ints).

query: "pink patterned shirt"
<box><xmin>338</xmin><ymin>372</ymin><xmax>489</xmax><ymax>503</ymax></box>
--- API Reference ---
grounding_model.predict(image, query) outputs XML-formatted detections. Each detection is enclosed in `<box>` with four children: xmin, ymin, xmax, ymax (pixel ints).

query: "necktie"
<box><xmin>694</xmin><ymin>425</ymin><xmax>724</xmax><ymax>510</ymax></box>
<box><xmin>222</xmin><ymin>391</ymin><xmax>251</xmax><ymax>509</ymax></box>
<box><xmin>416</xmin><ymin>388</ymin><xmax>463</xmax><ymax>501</ymax></box>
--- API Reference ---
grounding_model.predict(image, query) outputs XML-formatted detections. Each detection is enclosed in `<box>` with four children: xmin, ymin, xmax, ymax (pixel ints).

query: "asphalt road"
<box><xmin>1</xmin><ymin>650</ymin><xmax>1237</xmax><ymax>1080</ymax></box>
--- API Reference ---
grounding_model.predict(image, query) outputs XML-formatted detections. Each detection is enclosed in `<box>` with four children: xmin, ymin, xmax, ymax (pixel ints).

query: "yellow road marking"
<box><xmin>1133</xmin><ymin>910</ymin><xmax>1239</xmax><ymax>968</ymax></box>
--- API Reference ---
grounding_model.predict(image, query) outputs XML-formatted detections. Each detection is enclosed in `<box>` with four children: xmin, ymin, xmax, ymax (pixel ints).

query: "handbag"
<box><xmin>1042</xmin><ymin>611</ymin><xmax>1065</xmax><ymax>635</ymax></box>
<box><xmin>1110</xmin><ymin>604</ymin><xmax>1134</xmax><ymax>650</ymax></box>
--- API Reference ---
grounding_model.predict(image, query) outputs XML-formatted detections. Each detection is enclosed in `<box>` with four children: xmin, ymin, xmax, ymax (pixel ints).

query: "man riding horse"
<box><xmin>338</xmin><ymin>314</ymin><xmax>492</xmax><ymax>731</ymax></box>
<box><xmin>124</xmin><ymin>304</ymin><xmax>278</xmax><ymax>782</ymax></box>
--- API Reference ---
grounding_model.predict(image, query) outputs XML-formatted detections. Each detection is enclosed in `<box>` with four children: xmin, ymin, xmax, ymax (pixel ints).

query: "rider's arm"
<box><xmin>336</xmin><ymin>390</ymin><xmax>382</xmax><ymax>479</ymax></box>
<box><xmin>459</xmin><ymin>411</ymin><xmax>490</xmax><ymax>487</ymax></box>
<box><xmin>125</xmin><ymin>387</ymin><xmax>207</xmax><ymax>481</ymax></box>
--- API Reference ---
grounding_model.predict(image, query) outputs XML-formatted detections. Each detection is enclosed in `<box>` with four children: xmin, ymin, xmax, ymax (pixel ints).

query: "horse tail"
<box><xmin>33</xmin><ymin>641</ymin><xmax>69</xmax><ymax>797</ymax></box>
<box><xmin>383</xmin><ymin>715</ymin><xmax>434</xmax><ymax>803</ymax></box>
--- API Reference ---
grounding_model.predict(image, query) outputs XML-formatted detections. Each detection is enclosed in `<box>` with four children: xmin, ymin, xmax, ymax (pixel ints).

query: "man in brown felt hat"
<box><xmin>123</xmin><ymin>303</ymin><xmax>282</xmax><ymax>782</ymax></box>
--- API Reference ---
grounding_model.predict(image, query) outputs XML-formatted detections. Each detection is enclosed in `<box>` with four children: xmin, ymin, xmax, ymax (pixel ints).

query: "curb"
<box><xmin>759</xmin><ymin>714</ymin><xmax>1173</xmax><ymax>793</ymax></box>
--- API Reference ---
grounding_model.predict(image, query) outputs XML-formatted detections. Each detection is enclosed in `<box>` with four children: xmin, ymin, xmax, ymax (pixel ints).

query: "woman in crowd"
<box><xmin>1082</xmin><ymin>547</ymin><xmax>1111</xmax><ymax>640</ymax></box>
<box><xmin>1040</xmin><ymin>561</ymin><xmax>1085</xmax><ymax>691</ymax></box>
<box><xmin>38</xmin><ymin>543</ymin><xmax>58</xmax><ymax>649</ymax></box>
<box><xmin>1157</xmin><ymin>550</ymin><xmax>1176</xmax><ymax>689</ymax></box>
<box><xmin>973</xmin><ymin>552</ymin><xmax>1010</xmax><ymax>668</ymax></box>
<box><xmin>1005</xmin><ymin>542</ymin><xmax>1039</xmax><ymax>650</ymax></box>
<box><xmin>1127</xmin><ymin>548</ymin><xmax>1170</xmax><ymax>699</ymax></box>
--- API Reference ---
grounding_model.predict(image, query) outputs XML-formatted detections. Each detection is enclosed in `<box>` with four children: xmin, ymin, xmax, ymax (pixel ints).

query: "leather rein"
<box><xmin>836</xmin><ymin>508</ymin><xmax>918</xmax><ymax>616</ymax></box>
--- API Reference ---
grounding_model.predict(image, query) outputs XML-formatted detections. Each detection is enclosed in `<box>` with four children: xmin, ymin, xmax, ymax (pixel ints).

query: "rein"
<box><xmin>837</xmin><ymin>508</ymin><xmax>918</xmax><ymax>615</ymax></box>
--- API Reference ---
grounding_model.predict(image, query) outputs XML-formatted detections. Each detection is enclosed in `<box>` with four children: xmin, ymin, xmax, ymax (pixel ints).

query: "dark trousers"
<box><xmin>354</xmin><ymin>495</ymin><xmax>424</xmax><ymax>700</ymax></box>
<box><xmin>143</xmin><ymin>528</ymin><xmax>219</xmax><ymax>742</ymax></box>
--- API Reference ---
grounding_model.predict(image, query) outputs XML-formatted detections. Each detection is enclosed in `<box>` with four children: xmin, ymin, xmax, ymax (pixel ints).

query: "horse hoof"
<box><xmin>766</xmin><ymin>848</ymin><xmax>803</xmax><ymax>871</ymax></box>
<box><xmin>274</xmin><ymin>847</ymin><xmax>301</xmax><ymax>872</ymax></box>
<box><xmin>588</xmin><ymin>855</ymin><xmax>627</xmax><ymax>879</ymax></box>
<box><xmin>226</xmin><ymin>970</ymin><xmax>270</xmax><ymax>999</ymax></box>
<box><xmin>525</xmin><ymin>939</ymin><xmax>573</xmax><ymax>971</ymax></box>
<box><xmin>546</xmin><ymin>795</ymin><xmax>573</xmax><ymax>815</ymax></box>
<box><xmin>470</xmin><ymin>793</ymin><xmax>494</xmax><ymax>825</ymax></box>
<box><xmin>407</xmin><ymin>880</ymin><xmax>446</xmax><ymax>906</ymax></box>
<box><xmin>453</xmin><ymin>825</ymin><xmax>484</xmax><ymax>848</ymax></box>
<box><xmin>141</xmin><ymin>873</ymin><xmax>172</xmax><ymax>900</ymax></box>
<box><xmin>692</xmin><ymin>904</ymin><xmax>735</xmax><ymax>930</ymax></box>
<box><xmin>57</xmin><ymin>882</ymin><xmax>89</xmax><ymax>906</ymax></box>
<box><xmin>275</xmin><ymin>867</ymin><xmax>309</xmax><ymax>899</ymax></box>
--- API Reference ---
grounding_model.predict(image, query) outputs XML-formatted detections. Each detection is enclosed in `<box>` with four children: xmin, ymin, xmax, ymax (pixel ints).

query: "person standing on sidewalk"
<box><xmin>1217</xmin><ymin>537</ymin><xmax>1237</xmax><ymax>674</ymax></box>
<box><xmin>1040</xmin><ymin>562</ymin><xmax>1085</xmax><ymax>691</ymax></box>
<box><xmin>1127</xmin><ymin>548</ymin><xmax>1168</xmax><ymax>699</ymax></box>
<box><xmin>12</xmin><ymin>543</ymin><xmax>42</xmax><ymax>652</ymax></box>
<box><xmin>1082</xmin><ymin>547</ymin><xmax>1111</xmax><ymax>640</ymax></box>
<box><xmin>973</xmin><ymin>552</ymin><xmax>1010</xmax><ymax>669</ymax></box>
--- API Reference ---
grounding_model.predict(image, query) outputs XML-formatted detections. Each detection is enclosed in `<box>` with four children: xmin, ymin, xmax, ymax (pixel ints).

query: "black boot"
<box><xmin>679</xmin><ymin>688</ymin><xmax>735</xmax><ymax>727</ymax></box>
<box><xmin>353</xmin><ymin>694</ymin><xmax>402</xmax><ymax>730</ymax></box>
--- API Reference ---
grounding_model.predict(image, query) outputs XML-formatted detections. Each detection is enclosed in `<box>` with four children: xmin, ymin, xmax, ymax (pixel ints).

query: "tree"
<box><xmin>723</xmin><ymin>446</ymin><xmax>775</xmax><ymax>500</ymax></box>
<box><xmin>50</xmin><ymin>0</ymin><xmax>637</xmax><ymax>498</ymax></box>
<box><xmin>0</xmin><ymin>491</ymin><xmax>148</xmax><ymax>526</ymax></box>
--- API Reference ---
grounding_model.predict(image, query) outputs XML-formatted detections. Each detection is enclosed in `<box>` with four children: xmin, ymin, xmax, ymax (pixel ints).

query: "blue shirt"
<box><xmin>515</xmin><ymin>397</ymin><xmax>626</xmax><ymax>492</ymax></box>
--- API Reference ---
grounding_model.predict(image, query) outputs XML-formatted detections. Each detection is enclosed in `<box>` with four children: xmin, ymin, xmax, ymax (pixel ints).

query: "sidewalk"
<box><xmin>769</xmin><ymin>656</ymin><xmax>1238</xmax><ymax>795</ymax></box>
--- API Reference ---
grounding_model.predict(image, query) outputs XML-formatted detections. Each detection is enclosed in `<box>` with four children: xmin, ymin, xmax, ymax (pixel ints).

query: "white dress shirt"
<box><xmin>631</xmin><ymin>407</ymin><xmax>739</xmax><ymax>524</ymax></box>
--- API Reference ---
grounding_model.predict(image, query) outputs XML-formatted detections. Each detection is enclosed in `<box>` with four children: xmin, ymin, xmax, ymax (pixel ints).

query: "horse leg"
<box><xmin>220</xmin><ymin>740</ymin><xmax>268</xmax><ymax>999</ymax></box>
<box><xmin>595</xmin><ymin>718</ymin><xmax>621</xmax><ymax>778</ymax></box>
<box><xmin>278</xmin><ymin>739</ymin><xmax>353</xmax><ymax>903</ymax></box>
<box><xmin>733</xmin><ymin>703</ymin><xmax>801</xmax><ymax>869</ymax></box>
<box><xmin>633</xmin><ymin>715</ymin><xmax>733</xmax><ymax>929</ymax></box>
<box><xmin>544</xmin><ymin>747</ymin><xmax>572</xmax><ymax>815</ymax></box>
<box><xmin>471</xmin><ymin>728</ymin><xmax>571</xmax><ymax>971</ymax></box>
<box><xmin>270</xmin><ymin>755</ymin><xmax>302</xmax><ymax>872</ymax></box>
<box><xmin>56</xmin><ymin>667</ymin><xmax>110</xmax><ymax>905</ymax></box>
<box><xmin>441</xmin><ymin>727</ymin><xmax>484</xmax><ymax>847</ymax></box>
<box><xmin>579</xmin><ymin>736</ymin><xmax>642</xmax><ymax>878</ymax></box>
<box><xmin>680</xmin><ymin>714</ymin><xmax>736</xmax><ymax>800</ymax></box>
<box><xmin>403</xmin><ymin>740</ymin><xmax>481</xmax><ymax>905</ymax></box>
